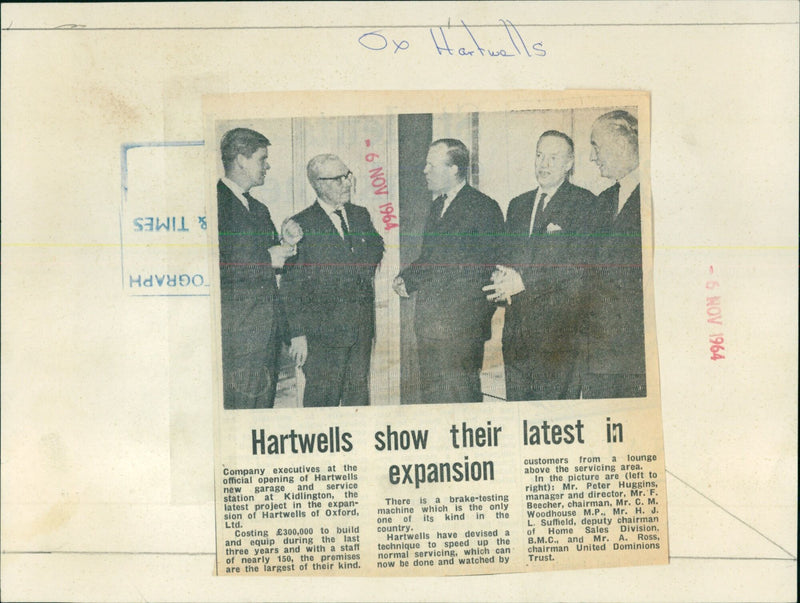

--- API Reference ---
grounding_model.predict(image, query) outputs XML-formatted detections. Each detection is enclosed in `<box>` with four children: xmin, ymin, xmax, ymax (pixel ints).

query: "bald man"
<box><xmin>484</xmin><ymin>130</ymin><xmax>597</xmax><ymax>401</ymax></box>
<box><xmin>281</xmin><ymin>154</ymin><xmax>385</xmax><ymax>407</ymax></box>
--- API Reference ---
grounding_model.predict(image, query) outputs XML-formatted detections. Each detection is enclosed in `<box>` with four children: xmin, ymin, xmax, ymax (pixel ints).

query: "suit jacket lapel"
<box><xmin>219</xmin><ymin>180</ymin><xmax>244</xmax><ymax>219</ymax></box>
<box><xmin>615</xmin><ymin>185</ymin><xmax>640</xmax><ymax>232</ymax></box>
<box><xmin>533</xmin><ymin>186</ymin><xmax>557</xmax><ymax>235</ymax></box>
<box><xmin>220</xmin><ymin>180</ymin><xmax>263</xmax><ymax>229</ymax></box>
<box><xmin>312</xmin><ymin>201</ymin><xmax>353</xmax><ymax>253</ymax></box>
<box><xmin>519</xmin><ymin>189</ymin><xmax>537</xmax><ymax>236</ymax></box>
<box><xmin>438</xmin><ymin>184</ymin><xmax>469</xmax><ymax>225</ymax></box>
<box><xmin>618</xmin><ymin>185</ymin><xmax>640</xmax><ymax>216</ymax></box>
<box><xmin>541</xmin><ymin>182</ymin><xmax>574</xmax><ymax>225</ymax></box>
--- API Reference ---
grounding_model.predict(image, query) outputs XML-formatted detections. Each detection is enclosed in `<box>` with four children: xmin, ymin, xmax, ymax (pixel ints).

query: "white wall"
<box><xmin>433</xmin><ymin>106</ymin><xmax>639</xmax><ymax>216</ymax></box>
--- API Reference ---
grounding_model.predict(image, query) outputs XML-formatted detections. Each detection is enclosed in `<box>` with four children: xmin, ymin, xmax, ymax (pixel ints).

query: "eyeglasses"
<box><xmin>316</xmin><ymin>171</ymin><xmax>352</xmax><ymax>184</ymax></box>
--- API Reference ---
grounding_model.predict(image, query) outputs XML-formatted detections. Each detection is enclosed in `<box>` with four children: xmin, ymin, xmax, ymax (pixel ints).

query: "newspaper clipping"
<box><xmin>205</xmin><ymin>90</ymin><xmax>667</xmax><ymax>576</ymax></box>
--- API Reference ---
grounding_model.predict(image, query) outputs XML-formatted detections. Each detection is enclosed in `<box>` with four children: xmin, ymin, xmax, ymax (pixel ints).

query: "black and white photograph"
<box><xmin>211</xmin><ymin>104</ymin><xmax>650</xmax><ymax>409</ymax></box>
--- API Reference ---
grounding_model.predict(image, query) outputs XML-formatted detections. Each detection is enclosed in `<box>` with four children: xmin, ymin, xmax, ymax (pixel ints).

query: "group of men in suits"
<box><xmin>217</xmin><ymin>129</ymin><xmax>383</xmax><ymax>409</ymax></box>
<box><xmin>400</xmin><ymin>110</ymin><xmax>646</xmax><ymax>403</ymax></box>
<box><xmin>217</xmin><ymin>108</ymin><xmax>645</xmax><ymax>409</ymax></box>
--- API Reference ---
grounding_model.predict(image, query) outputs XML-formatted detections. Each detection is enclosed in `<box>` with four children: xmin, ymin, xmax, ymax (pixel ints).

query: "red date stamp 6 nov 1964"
<box><xmin>706</xmin><ymin>266</ymin><xmax>725</xmax><ymax>361</ymax></box>
<box><xmin>364</xmin><ymin>139</ymin><xmax>398</xmax><ymax>232</ymax></box>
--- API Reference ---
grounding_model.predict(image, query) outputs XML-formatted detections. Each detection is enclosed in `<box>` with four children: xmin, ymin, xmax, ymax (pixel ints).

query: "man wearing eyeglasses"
<box><xmin>281</xmin><ymin>154</ymin><xmax>385</xmax><ymax>407</ymax></box>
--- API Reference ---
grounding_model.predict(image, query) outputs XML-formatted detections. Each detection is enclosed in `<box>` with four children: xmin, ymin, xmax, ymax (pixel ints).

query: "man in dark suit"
<box><xmin>583</xmin><ymin>110</ymin><xmax>647</xmax><ymax>398</ymax></box>
<box><xmin>393</xmin><ymin>139</ymin><xmax>504</xmax><ymax>404</ymax></box>
<box><xmin>484</xmin><ymin>131</ymin><xmax>596</xmax><ymax>401</ymax></box>
<box><xmin>281</xmin><ymin>154</ymin><xmax>384</xmax><ymax>407</ymax></box>
<box><xmin>217</xmin><ymin>128</ymin><xmax>299</xmax><ymax>409</ymax></box>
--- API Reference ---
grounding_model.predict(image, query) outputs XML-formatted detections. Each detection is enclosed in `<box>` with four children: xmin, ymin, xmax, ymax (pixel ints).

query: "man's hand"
<box><xmin>281</xmin><ymin>218</ymin><xmax>303</xmax><ymax>247</ymax></box>
<box><xmin>482</xmin><ymin>265</ymin><xmax>525</xmax><ymax>303</ymax></box>
<box><xmin>268</xmin><ymin>243</ymin><xmax>296</xmax><ymax>269</ymax></box>
<box><xmin>289</xmin><ymin>335</ymin><xmax>308</xmax><ymax>367</ymax></box>
<box><xmin>392</xmin><ymin>275</ymin><xmax>409</xmax><ymax>298</ymax></box>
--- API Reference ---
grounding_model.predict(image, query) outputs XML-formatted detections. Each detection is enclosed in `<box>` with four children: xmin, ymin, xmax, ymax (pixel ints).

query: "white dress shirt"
<box><xmin>528</xmin><ymin>179</ymin><xmax>564</xmax><ymax>234</ymax></box>
<box><xmin>318</xmin><ymin>199</ymin><xmax>349</xmax><ymax>238</ymax></box>
<box><xmin>221</xmin><ymin>177</ymin><xmax>251</xmax><ymax>210</ymax></box>
<box><xmin>617</xmin><ymin>168</ymin><xmax>640</xmax><ymax>217</ymax></box>
<box><xmin>439</xmin><ymin>181</ymin><xmax>466</xmax><ymax>217</ymax></box>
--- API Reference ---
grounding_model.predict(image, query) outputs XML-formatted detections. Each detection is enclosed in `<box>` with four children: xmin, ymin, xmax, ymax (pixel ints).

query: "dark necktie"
<box><xmin>432</xmin><ymin>194</ymin><xmax>447</xmax><ymax>220</ymax></box>
<box><xmin>242</xmin><ymin>191</ymin><xmax>257</xmax><ymax>211</ymax></box>
<box><xmin>530</xmin><ymin>193</ymin><xmax>548</xmax><ymax>235</ymax></box>
<box><xmin>243</xmin><ymin>192</ymin><xmax>278</xmax><ymax>245</ymax></box>
<box><xmin>605</xmin><ymin>182</ymin><xmax>619</xmax><ymax>228</ymax></box>
<box><xmin>333</xmin><ymin>208</ymin><xmax>353</xmax><ymax>251</ymax></box>
<box><xmin>610</xmin><ymin>182</ymin><xmax>622</xmax><ymax>220</ymax></box>
<box><xmin>439</xmin><ymin>194</ymin><xmax>450</xmax><ymax>218</ymax></box>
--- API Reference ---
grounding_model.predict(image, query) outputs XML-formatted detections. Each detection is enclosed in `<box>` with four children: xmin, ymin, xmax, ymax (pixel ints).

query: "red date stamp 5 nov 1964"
<box><xmin>706</xmin><ymin>266</ymin><xmax>725</xmax><ymax>361</ymax></box>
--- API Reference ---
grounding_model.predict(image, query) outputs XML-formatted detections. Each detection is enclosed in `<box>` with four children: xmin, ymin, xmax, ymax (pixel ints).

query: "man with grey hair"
<box><xmin>281</xmin><ymin>154</ymin><xmax>384</xmax><ymax>407</ymax></box>
<box><xmin>217</xmin><ymin>127</ymin><xmax>300</xmax><ymax>409</ymax></box>
<box><xmin>583</xmin><ymin>110</ymin><xmax>647</xmax><ymax>398</ymax></box>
